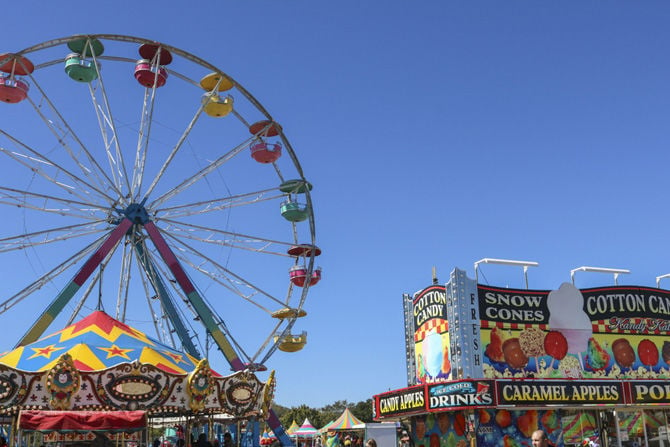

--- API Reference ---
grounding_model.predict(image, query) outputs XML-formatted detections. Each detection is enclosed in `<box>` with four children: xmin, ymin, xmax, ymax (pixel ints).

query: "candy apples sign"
<box><xmin>374</xmin><ymin>385</ymin><xmax>426</xmax><ymax>418</ymax></box>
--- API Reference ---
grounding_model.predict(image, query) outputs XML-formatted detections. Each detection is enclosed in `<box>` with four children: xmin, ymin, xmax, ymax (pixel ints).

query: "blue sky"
<box><xmin>2</xmin><ymin>1</ymin><xmax>670</xmax><ymax>412</ymax></box>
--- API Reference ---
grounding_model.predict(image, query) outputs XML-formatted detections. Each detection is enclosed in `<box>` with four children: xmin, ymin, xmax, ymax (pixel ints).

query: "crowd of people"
<box><xmin>153</xmin><ymin>432</ymin><xmax>235</xmax><ymax>447</ymax></box>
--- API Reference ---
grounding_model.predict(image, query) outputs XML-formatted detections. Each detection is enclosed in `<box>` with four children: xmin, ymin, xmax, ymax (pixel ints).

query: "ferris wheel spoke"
<box><xmin>202</xmin><ymin>303</ymin><xmax>252</xmax><ymax>363</ymax></box>
<box><xmin>258</xmin><ymin>325</ymin><xmax>299</xmax><ymax>366</ymax></box>
<box><xmin>135</xmin><ymin>243</ymin><xmax>203</xmax><ymax>357</ymax></box>
<box><xmin>65</xmin><ymin>266</ymin><xmax>104</xmax><ymax>326</ymax></box>
<box><xmin>158</xmin><ymin>218</ymin><xmax>294</xmax><ymax>257</ymax></box>
<box><xmin>155</xmin><ymin>187</ymin><xmax>284</xmax><ymax>219</ymax></box>
<box><xmin>116</xmin><ymin>237</ymin><xmax>134</xmax><ymax>322</ymax></box>
<box><xmin>141</xmin><ymin>101</ymin><xmax>208</xmax><ymax>201</ymax></box>
<box><xmin>131</xmin><ymin>85</ymin><xmax>159</xmax><ymax>200</ymax></box>
<box><xmin>162</xmin><ymin>230</ymin><xmax>286</xmax><ymax>309</ymax></box>
<box><xmin>0</xmin><ymin>198</ymin><xmax>104</xmax><ymax>222</ymax></box>
<box><xmin>143</xmin><ymin>220</ymin><xmax>247</xmax><ymax>370</ymax></box>
<box><xmin>0</xmin><ymin>186</ymin><xmax>109</xmax><ymax>222</ymax></box>
<box><xmin>17</xmin><ymin>219</ymin><xmax>132</xmax><ymax>346</ymax></box>
<box><xmin>0</xmin><ymin>220</ymin><xmax>108</xmax><ymax>253</ymax></box>
<box><xmin>0</xmin><ymin>134</ymin><xmax>116</xmax><ymax>206</ymax></box>
<box><xmin>174</xmin><ymin>250</ymin><xmax>271</xmax><ymax>313</ymax></box>
<box><xmin>87</xmin><ymin>52</ymin><xmax>132</xmax><ymax>195</ymax></box>
<box><xmin>0</xmin><ymin>185</ymin><xmax>108</xmax><ymax>211</ymax></box>
<box><xmin>132</xmin><ymin>49</ymin><xmax>188</xmax><ymax>202</ymax></box>
<box><xmin>128</xmin><ymin>243</ymin><xmax>179</xmax><ymax>347</ymax></box>
<box><xmin>138</xmin><ymin>267</ymin><xmax>171</xmax><ymax>346</ymax></box>
<box><xmin>148</xmin><ymin>133</ymin><xmax>257</xmax><ymax>209</ymax></box>
<box><xmin>0</xmin><ymin>234</ymin><xmax>104</xmax><ymax>315</ymax></box>
<box><xmin>246</xmin><ymin>319</ymin><xmax>285</xmax><ymax>365</ymax></box>
<box><xmin>24</xmin><ymin>75</ymin><xmax>121</xmax><ymax>200</ymax></box>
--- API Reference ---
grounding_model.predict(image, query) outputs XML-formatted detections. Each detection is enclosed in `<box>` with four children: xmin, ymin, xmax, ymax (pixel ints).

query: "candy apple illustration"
<box><xmin>544</xmin><ymin>331</ymin><xmax>568</xmax><ymax>369</ymax></box>
<box><xmin>496</xmin><ymin>409</ymin><xmax>512</xmax><ymax>428</ymax></box>
<box><xmin>638</xmin><ymin>339</ymin><xmax>659</xmax><ymax>370</ymax></box>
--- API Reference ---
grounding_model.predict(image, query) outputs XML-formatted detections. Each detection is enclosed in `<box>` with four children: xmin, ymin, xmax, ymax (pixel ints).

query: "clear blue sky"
<box><xmin>2</xmin><ymin>1</ymin><xmax>670</xmax><ymax>411</ymax></box>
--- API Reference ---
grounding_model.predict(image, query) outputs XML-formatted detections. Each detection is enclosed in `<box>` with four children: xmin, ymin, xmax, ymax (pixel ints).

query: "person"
<box><xmin>531</xmin><ymin>430</ymin><xmax>548</xmax><ymax>447</ymax></box>
<box><xmin>223</xmin><ymin>433</ymin><xmax>233</xmax><ymax>447</ymax></box>
<box><xmin>366</xmin><ymin>439</ymin><xmax>377</xmax><ymax>447</ymax></box>
<box><xmin>196</xmin><ymin>434</ymin><xmax>212</xmax><ymax>447</ymax></box>
<box><xmin>437</xmin><ymin>413</ymin><xmax>450</xmax><ymax>435</ymax></box>
<box><xmin>153</xmin><ymin>439</ymin><xmax>161</xmax><ymax>447</ymax></box>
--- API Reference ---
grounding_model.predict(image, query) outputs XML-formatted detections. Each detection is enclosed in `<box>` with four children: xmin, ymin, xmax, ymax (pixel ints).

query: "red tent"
<box><xmin>19</xmin><ymin>410</ymin><xmax>146</xmax><ymax>432</ymax></box>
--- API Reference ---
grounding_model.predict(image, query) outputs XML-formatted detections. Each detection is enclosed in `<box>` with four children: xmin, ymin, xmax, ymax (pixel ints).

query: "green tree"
<box><xmin>280</xmin><ymin>404</ymin><xmax>323</xmax><ymax>431</ymax></box>
<box><xmin>320</xmin><ymin>400</ymin><xmax>352</xmax><ymax>426</ymax></box>
<box><xmin>350</xmin><ymin>399</ymin><xmax>373</xmax><ymax>423</ymax></box>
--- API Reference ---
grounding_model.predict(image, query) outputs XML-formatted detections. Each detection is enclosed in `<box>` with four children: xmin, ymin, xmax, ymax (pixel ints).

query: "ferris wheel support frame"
<box><xmin>16</xmin><ymin>218</ymin><xmax>133</xmax><ymax>348</ymax></box>
<box><xmin>144</xmin><ymin>221</ymin><xmax>293</xmax><ymax>445</ymax></box>
<box><xmin>133</xmin><ymin>240</ymin><xmax>201</xmax><ymax>358</ymax></box>
<box><xmin>143</xmin><ymin>221</ymin><xmax>246</xmax><ymax>371</ymax></box>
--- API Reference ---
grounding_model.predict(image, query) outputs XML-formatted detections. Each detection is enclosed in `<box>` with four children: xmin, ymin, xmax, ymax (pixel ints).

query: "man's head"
<box><xmin>531</xmin><ymin>430</ymin><xmax>548</xmax><ymax>447</ymax></box>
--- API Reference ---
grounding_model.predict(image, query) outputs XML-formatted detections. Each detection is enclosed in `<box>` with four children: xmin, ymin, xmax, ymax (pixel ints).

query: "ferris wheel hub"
<box><xmin>122</xmin><ymin>201</ymin><xmax>150</xmax><ymax>224</ymax></box>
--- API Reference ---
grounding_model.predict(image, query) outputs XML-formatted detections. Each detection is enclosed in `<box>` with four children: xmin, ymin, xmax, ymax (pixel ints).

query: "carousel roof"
<box><xmin>0</xmin><ymin>311</ymin><xmax>205</xmax><ymax>375</ymax></box>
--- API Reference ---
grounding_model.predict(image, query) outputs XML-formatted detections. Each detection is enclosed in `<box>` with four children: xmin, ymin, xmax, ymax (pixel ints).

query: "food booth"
<box><xmin>373</xmin><ymin>267</ymin><xmax>670</xmax><ymax>447</ymax></box>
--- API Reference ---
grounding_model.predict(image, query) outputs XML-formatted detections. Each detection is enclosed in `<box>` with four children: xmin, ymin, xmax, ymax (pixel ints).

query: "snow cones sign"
<box><xmin>479</xmin><ymin>282</ymin><xmax>670</xmax><ymax>379</ymax></box>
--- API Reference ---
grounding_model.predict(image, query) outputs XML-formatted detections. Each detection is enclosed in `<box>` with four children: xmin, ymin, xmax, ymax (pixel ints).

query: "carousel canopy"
<box><xmin>0</xmin><ymin>311</ymin><xmax>275</xmax><ymax>418</ymax></box>
<box><xmin>294</xmin><ymin>418</ymin><xmax>317</xmax><ymax>437</ymax></box>
<box><xmin>0</xmin><ymin>311</ymin><xmax>206</xmax><ymax>375</ymax></box>
<box><xmin>325</xmin><ymin>409</ymin><xmax>364</xmax><ymax>431</ymax></box>
<box><xmin>19</xmin><ymin>410</ymin><xmax>146</xmax><ymax>432</ymax></box>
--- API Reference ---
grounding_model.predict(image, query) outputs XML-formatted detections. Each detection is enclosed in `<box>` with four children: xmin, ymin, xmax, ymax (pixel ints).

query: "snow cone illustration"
<box><xmin>422</xmin><ymin>329</ymin><xmax>444</xmax><ymax>378</ymax></box>
<box><xmin>547</xmin><ymin>283</ymin><xmax>592</xmax><ymax>354</ymax></box>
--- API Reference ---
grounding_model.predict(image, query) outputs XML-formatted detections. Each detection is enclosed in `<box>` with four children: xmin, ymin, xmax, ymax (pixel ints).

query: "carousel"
<box><xmin>0</xmin><ymin>311</ymin><xmax>275</xmax><ymax>447</ymax></box>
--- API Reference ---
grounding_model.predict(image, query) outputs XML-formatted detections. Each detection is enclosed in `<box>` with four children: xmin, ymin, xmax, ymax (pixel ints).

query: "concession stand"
<box><xmin>0</xmin><ymin>311</ymin><xmax>274</xmax><ymax>447</ymax></box>
<box><xmin>373</xmin><ymin>267</ymin><xmax>670</xmax><ymax>447</ymax></box>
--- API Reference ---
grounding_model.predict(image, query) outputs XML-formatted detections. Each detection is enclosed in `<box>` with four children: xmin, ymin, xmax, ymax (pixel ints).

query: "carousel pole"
<box><xmin>9</xmin><ymin>414</ymin><xmax>18</xmax><ymax>447</ymax></box>
<box><xmin>208</xmin><ymin>415</ymin><xmax>213</xmax><ymax>443</ymax></box>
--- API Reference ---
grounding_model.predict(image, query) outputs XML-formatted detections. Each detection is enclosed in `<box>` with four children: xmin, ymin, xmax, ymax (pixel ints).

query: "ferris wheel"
<box><xmin>0</xmin><ymin>34</ymin><xmax>320</xmax><ymax>375</ymax></box>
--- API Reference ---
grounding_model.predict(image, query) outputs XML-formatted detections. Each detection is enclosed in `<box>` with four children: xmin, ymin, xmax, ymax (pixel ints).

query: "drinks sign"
<box><xmin>428</xmin><ymin>380</ymin><xmax>495</xmax><ymax>411</ymax></box>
